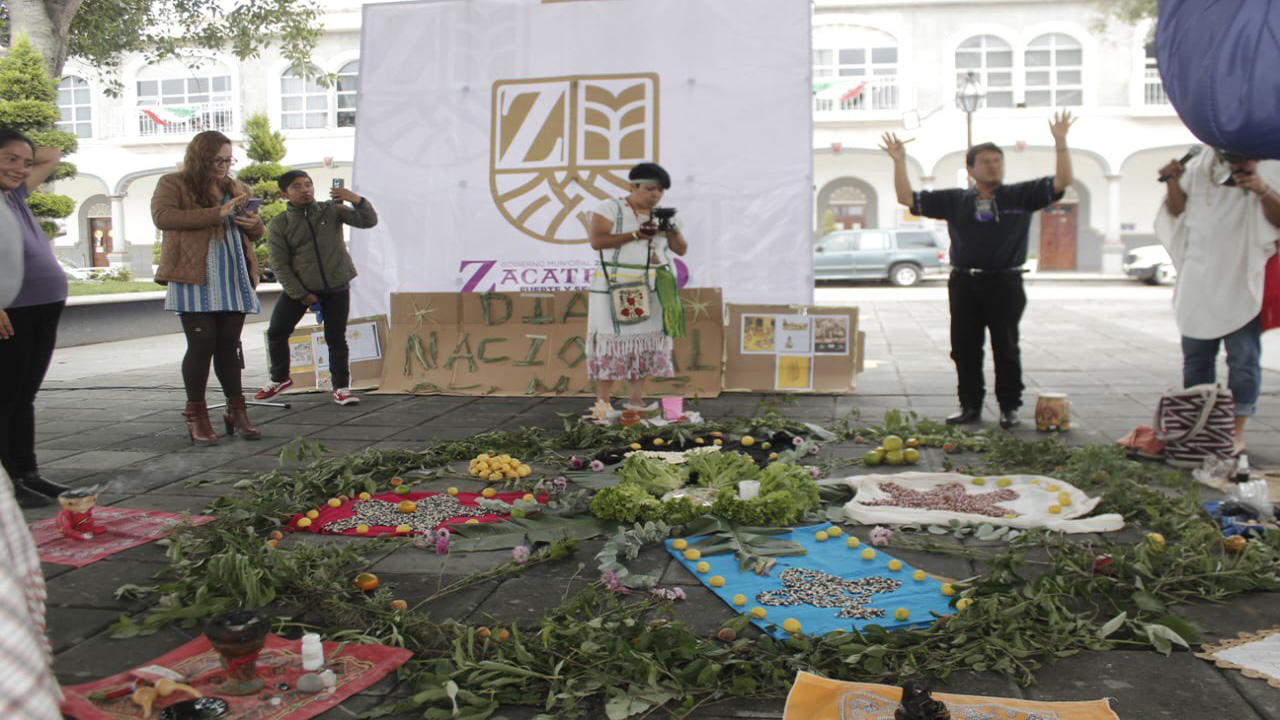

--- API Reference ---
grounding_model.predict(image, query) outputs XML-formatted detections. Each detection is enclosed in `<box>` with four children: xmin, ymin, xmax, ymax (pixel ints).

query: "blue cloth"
<box><xmin>164</xmin><ymin>214</ymin><xmax>260</xmax><ymax>315</ymax></box>
<box><xmin>1182</xmin><ymin>314</ymin><xmax>1262</xmax><ymax>416</ymax></box>
<box><xmin>664</xmin><ymin>523</ymin><xmax>955</xmax><ymax>639</ymax></box>
<box><xmin>1157</xmin><ymin>0</ymin><xmax>1280</xmax><ymax>159</ymax></box>
<box><xmin>1204</xmin><ymin>500</ymin><xmax>1276</xmax><ymax>538</ymax></box>
<box><xmin>4</xmin><ymin>184</ymin><xmax>67</xmax><ymax>309</ymax></box>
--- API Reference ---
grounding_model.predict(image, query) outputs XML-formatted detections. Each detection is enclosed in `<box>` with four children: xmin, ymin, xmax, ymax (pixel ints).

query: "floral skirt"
<box><xmin>586</xmin><ymin>330</ymin><xmax>675</xmax><ymax>381</ymax></box>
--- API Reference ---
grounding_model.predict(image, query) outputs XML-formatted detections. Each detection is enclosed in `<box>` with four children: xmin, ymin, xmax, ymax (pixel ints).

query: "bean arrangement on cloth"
<box><xmin>664</xmin><ymin>523</ymin><xmax>955</xmax><ymax>639</ymax></box>
<box><xmin>288</xmin><ymin>491</ymin><xmax>543</xmax><ymax>537</ymax></box>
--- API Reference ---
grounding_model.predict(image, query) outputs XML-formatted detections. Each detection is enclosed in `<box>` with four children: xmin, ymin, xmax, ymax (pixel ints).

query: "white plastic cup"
<box><xmin>739</xmin><ymin>480</ymin><xmax>761</xmax><ymax>500</ymax></box>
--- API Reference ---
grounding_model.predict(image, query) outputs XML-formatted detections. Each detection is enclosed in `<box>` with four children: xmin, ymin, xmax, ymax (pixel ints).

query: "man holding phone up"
<box><xmin>1157</xmin><ymin>148</ymin><xmax>1280</xmax><ymax>457</ymax></box>
<box><xmin>256</xmin><ymin>172</ymin><xmax>378</xmax><ymax>405</ymax></box>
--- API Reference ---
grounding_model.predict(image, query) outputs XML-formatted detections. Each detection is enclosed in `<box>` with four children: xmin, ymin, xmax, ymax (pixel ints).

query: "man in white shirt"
<box><xmin>1158</xmin><ymin>148</ymin><xmax>1280</xmax><ymax>455</ymax></box>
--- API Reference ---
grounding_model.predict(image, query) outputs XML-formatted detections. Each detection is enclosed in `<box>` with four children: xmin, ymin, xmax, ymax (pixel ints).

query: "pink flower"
<box><xmin>589</xmin><ymin>460</ymin><xmax>605</xmax><ymax>472</ymax></box>
<box><xmin>870</xmin><ymin>526</ymin><xmax>893</xmax><ymax>547</ymax></box>
<box><xmin>512</xmin><ymin>545</ymin><xmax>530</xmax><ymax>564</ymax></box>
<box><xmin>552</xmin><ymin>476</ymin><xmax>568</xmax><ymax>491</ymax></box>
<box><xmin>434</xmin><ymin>534</ymin><xmax>450</xmax><ymax>555</ymax></box>
<box><xmin>792</xmin><ymin>436</ymin><xmax>804</xmax><ymax>446</ymax></box>
<box><xmin>599</xmin><ymin>570</ymin><xmax>623</xmax><ymax>592</ymax></box>
<box><xmin>650</xmin><ymin>586</ymin><xmax>686</xmax><ymax>601</ymax></box>
<box><xmin>808</xmin><ymin>466</ymin><xmax>822</xmax><ymax>479</ymax></box>
<box><xmin>809</xmin><ymin>445</ymin><xmax>821</xmax><ymax>455</ymax></box>
<box><xmin>569</xmin><ymin>456</ymin><xmax>585</xmax><ymax>470</ymax></box>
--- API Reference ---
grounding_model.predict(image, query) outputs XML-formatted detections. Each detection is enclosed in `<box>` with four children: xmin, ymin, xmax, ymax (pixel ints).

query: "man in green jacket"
<box><xmin>256</xmin><ymin>170</ymin><xmax>378</xmax><ymax>405</ymax></box>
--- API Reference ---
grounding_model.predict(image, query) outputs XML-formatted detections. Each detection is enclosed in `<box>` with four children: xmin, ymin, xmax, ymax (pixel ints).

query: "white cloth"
<box><xmin>825</xmin><ymin>472</ymin><xmax>1125</xmax><ymax>534</ymax></box>
<box><xmin>1154</xmin><ymin>149</ymin><xmax>1280</xmax><ymax>340</ymax></box>
<box><xmin>0</xmin><ymin>469</ymin><xmax>62</xmax><ymax>719</ymax></box>
<box><xmin>0</xmin><ymin>200</ymin><xmax>23</xmax><ymax>308</ymax></box>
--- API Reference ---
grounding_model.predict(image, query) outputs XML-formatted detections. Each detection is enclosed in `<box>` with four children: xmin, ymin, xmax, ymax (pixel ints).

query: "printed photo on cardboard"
<box><xmin>775</xmin><ymin>354</ymin><xmax>813</xmax><ymax>391</ymax></box>
<box><xmin>777</xmin><ymin>315</ymin><xmax>812</xmax><ymax>354</ymax></box>
<box><xmin>742</xmin><ymin>314</ymin><xmax>777</xmax><ymax>354</ymax></box>
<box><xmin>814</xmin><ymin>316</ymin><xmax>850</xmax><ymax>355</ymax></box>
<box><xmin>289</xmin><ymin>337</ymin><xmax>315</xmax><ymax>373</ymax></box>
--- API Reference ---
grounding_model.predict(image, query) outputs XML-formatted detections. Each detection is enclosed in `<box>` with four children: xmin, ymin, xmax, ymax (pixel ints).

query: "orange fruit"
<box><xmin>1224</xmin><ymin>535</ymin><xmax>1248</xmax><ymax>553</ymax></box>
<box><xmin>398</xmin><ymin>501</ymin><xmax>417</xmax><ymax>513</ymax></box>
<box><xmin>353</xmin><ymin>572</ymin><xmax>379</xmax><ymax>591</ymax></box>
<box><xmin>327</xmin><ymin>498</ymin><xmax>341</xmax><ymax>508</ymax></box>
<box><xmin>305</xmin><ymin>510</ymin><xmax>320</xmax><ymax>519</ymax></box>
<box><xmin>266</xmin><ymin>539</ymin><xmax>279</xmax><ymax>548</ymax></box>
<box><xmin>477</xmin><ymin>626</ymin><xmax>492</xmax><ymax>639</ymax></box>
<box><xmin>355</xmin><ymin>524</ymin><xmax>370</xmax><ymax>534</ymax></box>
<box><xmin>269</xmin><ymin>531</ymin><xmax>284</xmax><ymax>540</ymax></box>
<box><xmin>482</xmin><ymin>488</ymin><xmax>497</xmax><ymax>498</ymax></box>
<box><xmin>395</xmin><ymin>524</ymin><xmax>411</xmax><ymax>534</ymax></box>
<box><xmin>358</xmin><ymin>492</ymin><xmax>372</xmax><ymax>501</ymax></box>
<box><xmin>389</xmin><ymin>599</ymin><xmax>408</xmax><ymax>611</ymax></box>
<box><xmin>394</xmin><ymin>485</ymin><xmax>411</xmax><ymax>496</ymax></box>
<box><xmin>296</xmin><ymin>517</ymin><xmax>312</xmax><ymax>529</ymax></box>
<box><xmin>496</xmin><ymin>629</ymin><xmax>510</xmax><ymax>642</ymax></box>
<box><xmin>390</xmin><ymin>477</ymin><xmax>404</xmax><ymax>487</ymax></box>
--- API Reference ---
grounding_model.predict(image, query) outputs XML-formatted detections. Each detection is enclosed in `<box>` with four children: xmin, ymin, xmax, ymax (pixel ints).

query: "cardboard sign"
<box><xmin>276</xmin><ymin>315</ymin><xmax>390</xmax><ymax>392</ymax></box>
<box><xmin>724</xmin><ymin>304</ymin><xmax>861</xmax><ymax>393</ymax></box>
<box><xmin>380</xmin><ymin>289</ymin><xmax>723</xmax><ymax>397</ymax></box>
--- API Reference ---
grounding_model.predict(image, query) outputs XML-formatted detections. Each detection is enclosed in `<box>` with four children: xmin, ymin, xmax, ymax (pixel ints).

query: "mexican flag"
<box><xmin>811</xmin><ymin>80</ymin><xmax>868</xmax><ymax>102</ymax></box>
<box><xmin>140</xmin><ymin>107</ymin><xmax>197</xmax><ymax>126</ymax></box>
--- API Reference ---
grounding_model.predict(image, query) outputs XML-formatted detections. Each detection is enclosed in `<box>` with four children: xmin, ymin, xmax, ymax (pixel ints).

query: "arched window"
<box><xmin>1024</xmin><ymin>33</ymin><xmax>1082</xmax><ymax>107</ymax></box>
<box><xmin>955</xmin><ymin>36</ymin><xmax>1014</xmax><ymax>108</ymax></box>
<box><xmin>57</xmin><ymin>76</ymin><xmax>93</xmax><ymax>138</ymax></box>
<box><xmin>281</xmin><ymin>65</ymin><xmax>329</xmax><ymax>129</ymax></box>
<box><xmin>336</xmin><ymin>61</ymin><xmax>359</xmax><ymax>127</ymax></box>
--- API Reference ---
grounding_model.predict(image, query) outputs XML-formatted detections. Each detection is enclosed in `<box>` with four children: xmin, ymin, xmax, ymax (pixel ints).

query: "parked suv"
<box><xmin>1122</xmin><ymin>244</ymin><xmax>1177</xmax><ymax>285</ymax></box>
<box><xmin>814</xmin><ymin>228</ymin><xmax>949</xmax><ymax>286</ymax></box>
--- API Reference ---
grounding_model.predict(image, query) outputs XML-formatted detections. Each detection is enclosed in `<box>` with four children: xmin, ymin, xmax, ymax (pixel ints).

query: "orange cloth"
<box><xmin>783</xmin><ymin>672</ymin><xmax>1119</xmax><ymax>720</ymax></box>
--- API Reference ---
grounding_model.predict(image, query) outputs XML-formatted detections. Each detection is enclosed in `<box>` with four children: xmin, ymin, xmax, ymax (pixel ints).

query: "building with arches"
<box><xmin>812</xmin><ymin>0</ymin><xmax>1191</xmax><ymax>272</ymax></box>
<box><xmin>46</xmin><ymin>0</ymin><xmax>1183</xmax><ymax>275</ymax></box>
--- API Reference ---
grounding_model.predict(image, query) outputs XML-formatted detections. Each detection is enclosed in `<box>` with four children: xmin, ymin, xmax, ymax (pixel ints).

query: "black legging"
<box><xmin>0</xmin><ymin>301</ymin><xmax>64</xmax><ymax>478</ymax></box>
<box><xmin>179</xmin><ymin>312</ymin><xmax>246</xmax><ymax>402</ymax></box>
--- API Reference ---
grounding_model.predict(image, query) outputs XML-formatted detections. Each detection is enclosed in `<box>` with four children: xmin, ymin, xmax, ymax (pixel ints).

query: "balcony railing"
<box><xmin>134</xmin><ymin>102</ymin><xmax>236</xmax><ymax>137</ymax></box>
<box><xmin>813</xmin><ymin>76</ymin><xmax>899</xmax><ymax>112</ymax></box>
<box><xmin>1143</xmin><ymin>68</ymin><xmax>1169</xmax><ymax>106</ymax></box>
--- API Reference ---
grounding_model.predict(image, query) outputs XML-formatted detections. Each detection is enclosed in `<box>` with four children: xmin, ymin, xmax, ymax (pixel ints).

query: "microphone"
<box><xmin>1159</xmin><ymin>146</ymin><xmax>1202</xmax><ymax>182</ymax></box>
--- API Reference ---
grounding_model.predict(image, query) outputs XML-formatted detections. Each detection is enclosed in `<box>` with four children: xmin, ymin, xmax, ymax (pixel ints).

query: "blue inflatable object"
<box><xmin>1157</xmin><ymin>0</ymin><xmax>1280</xmax><ymax>159</ymax></box>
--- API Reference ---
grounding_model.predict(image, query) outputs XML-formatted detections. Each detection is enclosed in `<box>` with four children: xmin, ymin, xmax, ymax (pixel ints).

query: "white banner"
<box><xmin>350</xmin><ymin>0</ymin><xmax>813</xmax><ymax>317</ymax></box>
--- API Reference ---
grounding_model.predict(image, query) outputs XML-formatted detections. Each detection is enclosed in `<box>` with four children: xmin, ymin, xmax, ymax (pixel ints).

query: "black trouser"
<box><xmin>948</xmin><ymin>272</ymin><xmax>1026</xmax><ymax>411</ymax></box>
<box><xmin>266</xmin><ymin>289</ymin><xmax>351</xmax><ymax>388</ymax></box>
<box><xmin>0</xmin><ymin>301</ymin><xmax>64</xmax><ymax>478</ymax></box>
<box><xmin>179</xmin><ymin>312</ymin><xmax>246</xmax><ymax>402</ymax></box>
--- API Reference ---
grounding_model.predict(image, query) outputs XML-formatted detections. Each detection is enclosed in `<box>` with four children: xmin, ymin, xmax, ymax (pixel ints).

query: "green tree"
<box><xmin>0</xmin><ymin>34</ymin><xmax>77</xmax><ymax>237</ymax></box>
<box><xmin>235</xmin><ymin>113</ymin><xmax>289</xmax><ymax>276</ymax></box>
<box><xmin>3</xmin><ymin>0</ymin><xmax>323</xmax><ymax>93</ymax></box>
<box><xmin>1101</xmin><ymin>0</ymin><xmax>1156</xmax><ymax>24</ymax></box>
<box><xmin>819</xmin><ymin>209</ymin><xmax>837</xmax><ymax>238</ymax></box>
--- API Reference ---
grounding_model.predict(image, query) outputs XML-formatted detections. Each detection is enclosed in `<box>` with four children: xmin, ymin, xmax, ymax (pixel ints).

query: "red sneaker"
<box><xmin>254</xmin><ymin>378</ymin><xmax>293</xmax><ymax>400</ymax></box>
<box><xmin>332</xmin><ymin>387</ymin><xmax>360</xmax><ymax>405</ymax></box>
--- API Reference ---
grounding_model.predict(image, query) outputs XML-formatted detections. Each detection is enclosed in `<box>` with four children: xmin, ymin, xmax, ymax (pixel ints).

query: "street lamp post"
<box><xmin>956</xmin><ymin>71</ymin><xmax>987</xmax><ymax>151</ymax></box>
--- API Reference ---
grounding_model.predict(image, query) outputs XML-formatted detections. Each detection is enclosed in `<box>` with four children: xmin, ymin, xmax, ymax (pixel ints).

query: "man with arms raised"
<box><xmin>881</xmin><ymin>111</ymin><xmax>1074</xmax><ymax>428</ymax></box>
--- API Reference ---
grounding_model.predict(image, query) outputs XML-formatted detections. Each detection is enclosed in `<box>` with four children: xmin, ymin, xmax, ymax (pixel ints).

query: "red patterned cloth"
<box><xmin>1262</xmin><ymin>254</ymin><xmax>1280</xmax><ymax>332</ymax></box>
<box><xmin>288</xmin><ymin>490</ymin><xmax>545</xmax><ymax>536</ymax></box>
<box><xmin>60</xmin><ymin>633</ymin><xmax>412</xmax><ymax>719</ymax></box>
<box><xmin>30</xmin><ymin>507</ymin><xmax>215</xmax><ymax>568</ymax></box>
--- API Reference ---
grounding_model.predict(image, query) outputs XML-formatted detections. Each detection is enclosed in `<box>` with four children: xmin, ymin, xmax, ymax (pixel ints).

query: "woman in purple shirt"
<box><xmin>0</xmin><ymin>128</ymin><xmax>71</xmax><ymax>509</ymax></box>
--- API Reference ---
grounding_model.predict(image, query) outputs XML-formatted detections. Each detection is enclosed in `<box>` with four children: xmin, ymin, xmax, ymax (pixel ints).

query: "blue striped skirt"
<box><xmin>164</xmin><ymin>225</ymin><xmax>261</xmax><ymax>315</ymax></box>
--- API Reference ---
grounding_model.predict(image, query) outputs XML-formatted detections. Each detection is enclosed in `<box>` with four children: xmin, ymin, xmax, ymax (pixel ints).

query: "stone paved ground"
<box><xmin>29</xmin><ymin>281</ymin><xmax>1280</xmax><ymax>718</ymax></box>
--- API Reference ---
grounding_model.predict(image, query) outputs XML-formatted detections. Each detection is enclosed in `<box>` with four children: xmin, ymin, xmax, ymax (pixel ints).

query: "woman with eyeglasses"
<box><xmin>152</xmin><ymin>130</ymin><xmax>264</xmax><ymax>445</ymax></box>
<box><xmin>0</xmin><ymin>128</ymin><xmax>75</xmax><ymax>509</ymax></box>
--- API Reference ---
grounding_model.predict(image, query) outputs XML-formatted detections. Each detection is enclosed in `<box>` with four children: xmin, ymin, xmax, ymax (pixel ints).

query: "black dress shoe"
<box><xmin>946</xmin><ymin>407</ymin><xmax>982</xmax><ymax>424</ymax></box>
<box><xmin>19</xmin><ymin>472</ymin><xmax>70</xmax><ymax>498</ymax></box>
<box><xmin>11</xmin><ymin>479</ymin><xmax>54</xmax><ymax>509</ymax></box>
<box><xmin>999</xmin><ymin>409</ymin><xmax>1021</xmax><ymax>429</ymax></box>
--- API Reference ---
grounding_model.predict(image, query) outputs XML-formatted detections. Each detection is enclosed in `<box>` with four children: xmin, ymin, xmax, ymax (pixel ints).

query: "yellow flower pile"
<box><xmin>469</xmin><ymin>453</ymin><xmax>532</xmax><ymax>481</ymax></box>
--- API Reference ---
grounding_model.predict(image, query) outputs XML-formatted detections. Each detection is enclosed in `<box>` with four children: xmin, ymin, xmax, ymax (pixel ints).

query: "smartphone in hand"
<box><xmin>332</xmin><ymin>178</ymin><xmax>345</xmax><ymax>190</ymax></box>
<box><xmin>237</xmin><ymin>197</ymin><xmax>263</xmax><ymax>216</ymax></box>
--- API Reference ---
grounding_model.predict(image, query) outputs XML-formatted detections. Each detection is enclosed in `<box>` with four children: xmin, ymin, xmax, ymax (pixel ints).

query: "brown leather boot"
<box><xmin>183</xmin><ymin>401</ymin><xmax>219</xmax><ymax>446</ymax></box>
<box><xmin>222</xmin><ymin>395</ymin><xmax>262</xmax><ymax>440</ymax></box>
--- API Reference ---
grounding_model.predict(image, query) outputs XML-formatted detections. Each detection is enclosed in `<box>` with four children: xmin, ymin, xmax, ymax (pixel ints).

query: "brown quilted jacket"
<box><xmin>152</xmin><ymin>173</ymin><xmax>263</xmax><ymax>285</ymax></box>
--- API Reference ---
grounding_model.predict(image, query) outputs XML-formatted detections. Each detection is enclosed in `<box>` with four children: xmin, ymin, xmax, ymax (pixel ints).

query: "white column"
<box><xmin>1101</xmin><ymin>174</ymin><xmax>1124</xmax><ymax>274</ymax></box>
<box><xmin>108</xmin><ymin>194</ymin><xmax>128</xmax><ymax>268</ymax></box>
